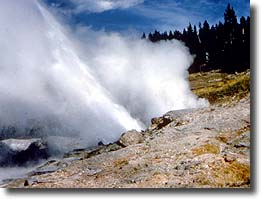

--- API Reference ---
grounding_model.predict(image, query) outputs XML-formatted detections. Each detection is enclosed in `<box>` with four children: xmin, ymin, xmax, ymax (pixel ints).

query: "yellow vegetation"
<box><xmin>113</xmin><ymin>158</ymin><xmax>129</xmax><ymax>167</ymax></box>
<box><xmin>197</xmin><ymin>159</ymin><xmax>250</xmax><ymax>187</ymax></box>
<box><xmin>189</xmin><ymin>70</ymin><xmax>250</xmax><ymax>104</ymax></box>
<box><xmin>192</xmin><ymin>143</ymin><xmax>220</xmax><ymax>155</ymax></box>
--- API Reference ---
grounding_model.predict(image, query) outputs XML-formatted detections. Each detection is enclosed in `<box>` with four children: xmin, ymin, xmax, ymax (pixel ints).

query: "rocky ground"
<box><xmin>2</xmin><ymin>70</ymin><xmax>251</xmax><ymax>188</ymax></box>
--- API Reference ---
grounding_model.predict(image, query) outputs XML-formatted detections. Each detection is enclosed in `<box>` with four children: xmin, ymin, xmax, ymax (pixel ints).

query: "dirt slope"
<box><xmin>4</xmin><ymin>71</ymin><xmax>250</xmax><ymax>188</ymax></box>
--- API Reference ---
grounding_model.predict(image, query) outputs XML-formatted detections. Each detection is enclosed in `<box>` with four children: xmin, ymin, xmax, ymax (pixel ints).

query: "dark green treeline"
<box><xmin>142</xmin><ymin>4</ymin><xmax>250</xmax><ymax>73</ymax></box>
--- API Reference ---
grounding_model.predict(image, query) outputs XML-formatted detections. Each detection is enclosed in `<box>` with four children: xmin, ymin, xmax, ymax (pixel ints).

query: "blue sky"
<box><xmin>45</xmin><ymin>0</ymin><xmax>250</xmax><ymax>33</ymax></box>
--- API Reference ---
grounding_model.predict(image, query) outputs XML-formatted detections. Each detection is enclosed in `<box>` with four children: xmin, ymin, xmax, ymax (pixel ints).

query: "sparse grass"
<box><xmin>192</xmin><ymin>143</ymin><xmax>220</xmax><ymax>156</ymax></box>
<box><xmin>189</xmin><ymin>70</ymin><xmax>250</xmax><ymax>104</ymax></box>
<box><xmin>113</xmin><ymin>158</ymin><xmax>129</xmax><ymax>167</ymax></box>
<box><xmin>199</xmin><ymin>160</ymin><xmax>250</xmax><ymax>187</ymax></box>
<box><xmin>216</xmin><ymin>131</ymin><xmax>238</xmax><ymax>144</ymax></box>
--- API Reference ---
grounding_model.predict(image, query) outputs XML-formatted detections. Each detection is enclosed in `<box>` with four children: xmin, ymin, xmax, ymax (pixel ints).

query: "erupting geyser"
<box><xmin>0</xmin><ymin>0</ymin><xmax>208</xmax><ymax>151</ymax></box>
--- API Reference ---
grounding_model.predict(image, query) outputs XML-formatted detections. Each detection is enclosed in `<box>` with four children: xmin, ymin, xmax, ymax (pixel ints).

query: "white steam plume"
<box><xmin>0</xmin><ymin>0</ymin><xmax>141</xmax><ymax>148</ymax></box>
<box><xmin>0</xmin><ymin>0</ymin><xmax>208</xmax><ymax>151</ymax></box>
<box><xmin>75</xmin><ymin>31</ymin><xmax>208</xmax><ymax>124</ymax></box>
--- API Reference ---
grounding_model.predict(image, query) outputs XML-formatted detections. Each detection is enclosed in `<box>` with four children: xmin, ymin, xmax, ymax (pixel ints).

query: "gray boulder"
<box><xmin>119</xmin><ymin>130</ymin><xmax>144</xmax><ymax>147</ymax></box>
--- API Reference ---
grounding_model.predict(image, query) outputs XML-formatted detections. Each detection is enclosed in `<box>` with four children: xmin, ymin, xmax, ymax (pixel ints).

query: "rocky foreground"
<box><xmin>4</xmin><ymin>92</ymin><xmax>250</xmax><ymax>188</ymax></box>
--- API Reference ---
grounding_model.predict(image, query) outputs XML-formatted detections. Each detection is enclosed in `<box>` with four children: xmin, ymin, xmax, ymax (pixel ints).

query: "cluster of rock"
<box><xmin>0</xmin><ymin>138</ymin><xmax>49</xmax><ymax>167</ymax></box>
<box><xmin>0</xmin><ymin>134</ymin><xmax>92</xmax><ymax>168</ymax></box>
<box><xmin>2</xmin><ymin>94</ymin><xmax>250</xmax><ymax>188</ymax></box>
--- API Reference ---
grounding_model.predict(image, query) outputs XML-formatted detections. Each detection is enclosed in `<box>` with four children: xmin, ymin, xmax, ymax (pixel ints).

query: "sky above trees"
<box><xmin>45</xmin><ymin>0</ymin><xmax>250</xmax><ymax>33</ymax></box>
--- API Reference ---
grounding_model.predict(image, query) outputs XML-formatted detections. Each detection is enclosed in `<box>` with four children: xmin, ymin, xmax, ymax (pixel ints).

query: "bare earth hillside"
<box><xmin>4</xmin><ymin>71</ymin><xmax>250</xmax><ymax>188</ymax></box>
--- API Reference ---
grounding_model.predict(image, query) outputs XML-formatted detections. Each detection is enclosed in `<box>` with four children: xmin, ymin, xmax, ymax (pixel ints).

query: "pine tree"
<box><xmin>141</xmin><ymin>32</ymin><xmax>146</xmax><ymax>39</ymax></box>
<box><xmin>173</xmin><ymin>30</ymin><xmax>182</xmax><ymax>40</ymax></box>
<box><xmin>168</xmin><ymin>30</ymin><xmax>174</xmax><ymax>40</ymax></box>
<box><xmin>142</xmin><ymin>3</ymin><xmax>250</xmax><ymax>73</ymax></box>
<box><xmin>148</xmin><ymin>32</ymin><xmax>153</xmax><ymax>42</ymax></box>
<box><xmin>198</xmin><ymin>20</ymin><xmax>211</xmax><ymax>70</ymax></box>
<box><xmin>162</xmin><ymin>31</ymin><xmax>168</xmax><ymax>40</ymax></box>
<box><xmin>223</xmin><ymin>3</ymin><xmax>238</xmax><ymax>72</ymax></box>
<box><xmin>224</xmin><ymin>3</ymin><xmax>237</xmax><ymax>25</ymax></box>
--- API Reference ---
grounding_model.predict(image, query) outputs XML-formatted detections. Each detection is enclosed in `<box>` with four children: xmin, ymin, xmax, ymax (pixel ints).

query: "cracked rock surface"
<box><xmin>4</xmin><ymin>94</ymin><xmax>250</xmax><ymax>188</ymax></box>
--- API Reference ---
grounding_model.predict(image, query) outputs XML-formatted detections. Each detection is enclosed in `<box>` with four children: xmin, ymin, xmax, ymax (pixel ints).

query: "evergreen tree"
<box><xmin>141</xmin><ymin>32</ymin><xmax>146</xmax><ymax>39</ymax></box>
<box><xmin>168</xmin><ymin>30</ymin><xmax>174</xmax><ymax>40</ymax></box>
<box><xmin>162</xmin><ymin>31</ymin><xmax>168</xmax><ymax>40</ymax></box>
<box><xmin>215</xmin><ymin>21</ymin><xmax>225</xmax><ymax>68</ymax></box>
<box><xmin>152</xmin><ymin>30</ymin><xmax>161</xmax><ymax>42</ymax></box>
<box><xmin>148</xmin><ymin>32</ymin><xmax>153</xmax><ymax>41</ymax></box>
<box><xmin>224</xmin><ymin>3</ymin><xmax>237</xmax><ymax>25</ymax></box>
<box><xmin>198</xmin><ymin>20</ymin><xmax>211</xmax><ymax>71</ymax></box>
<box><xmin>223</xmin><ymin>3</ymin><xmax>238</xmax><ymax>72</ymax></box>
<box><xmin>236</xmin><ymin>16</ymin><xmax>250</xmax><ymax>71</ymax></box>
<box><xmin>143</xmin><ymin>3</ymin><xmax>250</xmax><ymax>73</ymax></box>
<box><xmin>173</xmin><ymin>30</ymin><xmax>182</xmax><ymax>40</ymax></box>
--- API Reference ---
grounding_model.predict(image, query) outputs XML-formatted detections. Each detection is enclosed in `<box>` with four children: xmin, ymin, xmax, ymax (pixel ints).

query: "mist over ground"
<box><xmin>0</xmin><ymin>0</ymin><xmax>208</xmax><ymax>151</ymax></box>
